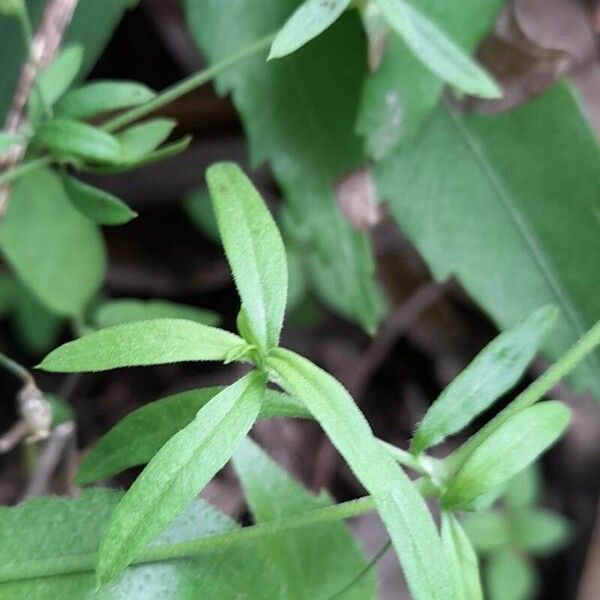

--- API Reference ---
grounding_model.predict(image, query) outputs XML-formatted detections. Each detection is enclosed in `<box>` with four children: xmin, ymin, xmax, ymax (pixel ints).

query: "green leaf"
<box><xmin>267</xmin><ymin>347</ymin><xmax>453</xmax><ymax>600</ymax></box>
<box><xmin>0</xmin><ymin>490</ymin><xmax>277</xmax><ymax>599</ymax></box>
<box><xmin>461</xmin><ymin>511</ymin><xmax>510</xmax><ymax>555</ymax></box>
<box><xmin>62</xmin><ymin>174</ymin><xmax>137</xmax><ymax>225</ymax></box>
<box><xmin>233</xmin><ymin>437</ymin><xmax>374</xmax><ymax>599</ymax></box>
<box><xmin>269</xmin><ymin>0</ymin><xmax>352</xmax><ymax>59</ymax></box>
<box><xmin>94</xmin><ymin>298</ymin><xmax>220</xmax><ymax>329</ymax></box>
<box><xmin>375</xmin><ymin>0</ymin><xmax>499</xmax><ymax>98</ymax></box>
<box><xmin>443</xmin><ymin>401</ymin><xmax>571</xmax><ymax>509</ymax></box>
<box><xmin>207</xmin><ymin>162</ymin><xmax>288</xmax><ymax>349</ymax></box>
<box><xmin>116</xmin><ymin>118</ymin><xmax>175</xmax><ymax>162</ymax></box>
<box><xmin>187</xmin><ymin>4</ymin><xmax>382</xmax><ymax>332</ymax></box>
<box><xmin>28</xmin><ymin>45</ymin><xmax>84</xmax><ymax>122</ymax></box>
<box><xmin>56</xmin><ymin>80</ymin><xmax>155</xmax><ymax>120</ymax></box>
<box><xmin>46</xmin><ymin>392</ymin><xmax>74</xmax><ymax>427</ymax></box>
<box><xmin>441</xmin><ymin>512</ymin><xmax>483</xmax><ymax>600</ymax></box>
<box><xmin>376</xmin><ymin>84</ymin><xmax>600</xmax><ymax>399</ymax></box>
<box><xmin>33</xmin><ymin>118</ymin><xmax>122</xmax><ymax>163</ymax></box>
<box><xmin>183</xmin><ymin>188</ymin><xmax>221</xmax><ymax>244</ymax></box>
<box><xmin>76</xmin><ymin>386</ymin><xmax>310</xmax><ymax>484</ymax></box>
<box><xmin>358</xmin><ymin>0</ymin><xmax>504</xmax><ymax>158</ymax></box>
<box><xmin>38</xmin><ymin>318</ymin><xmax>246</xmax><ymax>372</ymax></box>
<box><xmin>97</xmin><ymin>372</ymin><xmax>265</xmax><ymax>583</ymax></box>
<box><xmin>485</xmin><ymin>549</ymin><xmax>537</xmax><ymax>600</ymax></box>
<box><xmin>503</xmin><ymin>465</ymin><xmax>541</xmax><ymax>508</ymax></box>
<box><xmin>509</xmin><ymin>508</ymin><xmax>572</xmax><ymax>556</ymax></box>
<box><xmin>0</xmin><ymin>168</ymin><xmax>105</xmax><ymax>316</ymax></box>
<box><xmin>411</xmin><ymin>306</ymin><xmax>558</xmax><ymax>455</ymax></box>
<box><xmin>0</xmin><ymin>132</ymin><xmax>23</xmax><ymax>152</ymax></box>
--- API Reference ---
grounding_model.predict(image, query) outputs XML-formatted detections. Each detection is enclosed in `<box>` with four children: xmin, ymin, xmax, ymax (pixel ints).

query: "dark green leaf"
<box><xmin>375</xmin><ymin>0</ymin><xmax>499</xmax><ymax>98</ymax></box>
<box><xmin>485</xmin><ymin>549</ymin><xmax>537</xmax><ymax>600</ymax></box>
<box><xmin>268</xmin><ymin>347</ymin><xmax>453</xmax><ymax>600</ymax></box>
<box><xmin>38</xmin><ymin>318</ymin><xmax>246</xmax><ymax>372</ymax></box>
<box><xmin>207</xmin><ymin>162</ymin><xmax>287</xmax><ymax>349</ymax></box>
<box><xmin>183</xmin><ymin>189</ymin><xmax>221</xmax><ymax>244</ymax></box>
<box><xmin>411</xmin><ymin>306</ymin><xmax>558</xmax><ymax>455</ymax></box>
<box><xmin>56</xmin><ymin>80</ymin><xmax>155</xmax><ymax>120</ymax></box>
<box><xmin>62</xmin><ymin>174</ymin><xmax>137</xmax><ymax>225</ymax></box>
<box><xmin>443</xmin><ymin>402</ymin><xmax>571</xmax><ymax>509</ymax></box>
<box><xmin>117</xmin><ymin>118</ymin><xmax>175</xmax><ymax>161</ymax></box>
<box><xmin>34</xmin><ymin>118</ymin><xmax>122</xmax><ymax>163</ymax></box>
<box><xmin>76</xmin><ymin>386</ymin><xmax>309</xmax><ymax>484</ymax></box>
<box><xmin>233</xmin><ymin>437</ymin><xmax>374</xmax><ymax>599</ymax></box>
<box><xmin>376</xmin><ymin>84</ymin><xmax>600</xmax><ymax>398</ymax></box>
<box><xmin>0</xmin><ymin>168</ymin><xmax>105</xmax><ymax>316</ymax></box>
<box><xmin>509</xmin><ymin>508</ymin><xmax>572</xmax><ymax>556</ymax></box>
<box><xmin>97</xmin><ymin>372</ymin><xmax>265</xmax><ymax>583</ymax></box>
<box><xmin>269</xmin><ymin>0</ymin><xmax>352</xmax><ymax>59</ymax></box>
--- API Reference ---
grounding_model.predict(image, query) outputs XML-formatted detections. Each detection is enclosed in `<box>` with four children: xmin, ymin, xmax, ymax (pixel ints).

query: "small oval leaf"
<box><xmin>117</xmin><ymin>118</ymin><xmax>176</xmax><ymax>162</ymax></box>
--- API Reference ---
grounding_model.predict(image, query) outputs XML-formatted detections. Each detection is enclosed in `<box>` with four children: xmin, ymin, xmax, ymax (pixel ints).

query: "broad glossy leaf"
<box><xmin>441</xmin><ymin>512</ymin><xmax>483</xmax><ymax>600</ymax></box>
<box><xmin>411</xmin><ymin>306</ymin><xmax>558</xmax><ymax>455</ymax></box>
<box><xmin>117</xmin><ymin>118</ymin><xmax>175</xmax><ymax>162</ymax></box>
<box><xmin>94</xmin><ymin>298</ymin><xmax>220</xmax><ymax>328</ymax></box>
<box><xmin>485</xmin><ymin>549</ymin><xmax>537</xmax><ymax>600</ymax></box>
<box><xmin>187</xmin><ymin>4</ymin><xmax>382</xmax><ymax>332</ymax></box>
<box><xmin>34</xmin><ymin>118</ymin><xmax>122</xmax><ymax>163</ymax></box>
<box><xmin>39</xmin><ymin>318</ymin><xmax>245</xmax><ymax>372</ymax></box>
<box><xmin>233</xmin><ymin>437</ymin><xmax>374</xmax><ymax>599</ymax></box>
<box><xmin>443</xmin><ymin>401</ymin><xmax>571</xmax><ymax>509</ymax></box>
<box><xmin>509</xmin><ymin>508</ymin><xmax>572</xmax><ymax>556</ymax></box>
<box><xmin>56</xmin><ymin>80</ymin><xmax>155</xmax><ymax>120</ymax></box>
<box><xmin>269</xmin><ymin>0</ymin><xmax>352</xmax><ymax>59</ymax></box>
<box><xmin>0</xmin><ymin>168</ymin><xmax>105</xmax><ymax>316</ymax></box>
<box><xmin>0</xmin><ymin>489</ymin><xmax>279</xmax><ymax>599</ymax></box>
<box><xmin>461</xmin><ymin>511</ymin><xmax>509</xmax><ymax>555</ymax></box>
<box><xmin>62</xmin><ymin>174</ymin><xmax>137</xmax><ymax>225</ymax></box>
<box><xmin>207</xmin><ymin>163</ymin><xmax>287</xmax><ymax>349</ymax></box>
<box><xmin>97</xmin><ymin>372</ymin><xmax>266</xmax><ymax>583</ymax></box>
<box><xmin>76</xmin><ymin>386</ymin><xmax>309</xmax><ymax>484</ymax></box>
<box><xmin>358</xmin><ymin>0</ymin><xmax>504</xmax><ymax>157</ymax></box>
<box><xmin>376</xmin><ymin>0</ymin><xmax>499</xmax><ymax>98</ymax></box>
<box><xmin>268</xmin><ymin>348</ymin><xmax>453</xmax><ymax>600</ymax></box>
<box><xmin>376</xmin><ymin>84</ymin><xmax>600</xmax><ymax>399</ymax></box>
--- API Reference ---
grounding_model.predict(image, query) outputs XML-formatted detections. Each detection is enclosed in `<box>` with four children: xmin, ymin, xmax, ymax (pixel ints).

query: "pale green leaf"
<box><xmin>268</xmin><ymin>347</ymin><xmax>453</xmax><ymax>600</ymax></box>
<box><xmin>376</xmin><ymin>84</ymin><xmax>600</xmax><ymax>399</ymax></box>
<box><xmin>94</xmin><ymin>298</ymin><xmax>220</xmax><ymax>329</ymax></box>
<box><xmin>509</xmin><ymin>508</ymin><xmax>572</xmax><ymax>556</ymax></box>
<box><xmin>441</xmin><ymin>512</ymin><xmax>483</xmax><ymax>600</ymax></box>
<box><xmin>233</xmin><ymin>438</ymin><xmax>374</xmax><ymax>599</ymax></box>
<box><xmin>411</xmin><ymin>306</ymin><xmax>558</xmax><ymax>455</ymax></box>
<box><xmin>207</xmin><ymin>162</ymin><xmax>288</xmax><ymax>349</ymax></box>
<box><xmin>187</xmin><ymin>4</ymin><xmax>382</xmax><ymax>331</ymax></box>
<box><xmin>0</xmin><ymin>132</ymin><xmax>23</xmax><ymax>152</ymax></box>
<box><xmin>485</xmin><ymin>549</ymin><xmax>537</xmax><ymax>600</ymax></box>
<box><xmin>443</xmin><ymin>401</ymin><xmax>571</xmax><ymax>509</ymax></box>
<box><xmin>76</xmin><ymin>386</ymin><xmax>309</xmax><ymax>484</ymax></box>
<box><xmin>56</xmin><ymin>80</ymin><xmax>155</xmax><ymax>120</ymax></box>
<box><xmin>503</xmin><ymin>465</ymin><xmax>542</xmax><ymax>508</ymax></box>
<box><xmin>62</xmin><ymin>174</ymin><xmax>137</xmax><ymax>225</ymax></box>
<box><xmin>117</xmin><ymin>118</ymin><xmax>175</xmax><ymax>162</ymax></box>
<box><xmin>461</xmin><ymin>511</ymin><xmax>510</xmax><ymax>555</ymax></box>
<box><xmin>38</xmin><ymin>318</ymin><xmax>245</xmax><ymax>372</ymax></box>
<box><xmin>269</xmin><ymin>0</ymin><xmax>352</xmax><ymax>59</ymax></box>
<box><xmin>376</xmin><ymin>0</ymin><xmax>499</xmax><ymax>98</ymax></box>
<box><xmin>97</xmin><ymin>372</ymin><xmax>266</xmax><ymax>583</ymax></box>
<box><xmin>0</xmin><ymin>168</ymin><xmax>105</xmax><ymax>316</ymax></box>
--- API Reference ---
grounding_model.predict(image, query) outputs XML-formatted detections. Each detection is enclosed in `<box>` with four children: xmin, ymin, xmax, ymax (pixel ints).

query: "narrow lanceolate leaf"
<box><xmin>62</xmin><ymin>174</ymin><xmax>137</xmax><ymax>225</ymax></box>
<box><xmin>34</xmin><ymin>118</ymin><xmax>122</xmax><ymax>163</ymax></box>
<box><xmin>376</xmin><ymin>0</ymin><xmax>500</xmax><ymax>98</ymax></box>
<box><xmin>0</xmin><ymin>168</ymin><xmax>105</xmax><ymax>316</ymax></box>
<box><xmin>376</xmin><ymin>84</ymin><xmax>600</xmax><ymax>399</ymax></box>
<box><xmin>94</xmin><ymin>298</ymin><xmax>220</xmax><ymax>329</ymax></box>
<box><xmin>441</xmin><ymin>512</ymin><xmax>483</xmax><ymax>600</ymax></box>
<box><xmin>411</xmin><ymin>306</ymin><xmax>558</xmax><ymax>455</ymax></box>
<box><xmin>97</xmin><ymin>372</ymin><xmax>266</xmax><ymax>583</ymax></box>
<box><xmin>443</xmin><ymin>401</ymin><xmax>571</xmax><ymax>509</ymax></box>
<box><xmin>269</xmin><ymin>0</ymin><xmax>352</xmax><ymax>59</ymax></box>
<box><xmin>39</xmin><ymin>319</ymin><xmax>246</xmax><ymax>372</ymax></box>
<box><xmin>268</xmin><ymin>348</ymin><xmax>453</xmax><ymax>600</ymax></box>
<box><xmin>207</xmin><ymin>163</ymin><xmax>288</xmax><ymax>349</ymax></box>
<box><xmin>233</xmin><ymin>438</ymin><xmax>374</xmax><ymax>599</ymax></box>
<box><xmin>116</xmin><ymin>118</ymin><xmax>175</xmax><ymax>162</ymax></box>
<box><xmin>76</xmin><ymin>387</ymin><xmax>309</xmax><ymax>484</ymax></box>
<box><xmin>56</xmin><ymin>80</ymin><xmax>155</xmax><ymax>120</ymax></box>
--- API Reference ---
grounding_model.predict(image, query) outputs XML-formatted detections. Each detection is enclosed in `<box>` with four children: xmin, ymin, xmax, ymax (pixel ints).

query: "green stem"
<box><xmin>0</xmin><ymin>496</ymin><xmax>376</xmax><ymax>583</ymax></box>
<box><xmin>0</xmin><ymin>155</ymin><xmax>52</xmax><ymax>186</ymax></box>
<box><xmin>379</xmin><ymin>440</ymin><xmax>426</xmax><ymax>474</ymax></box>
<box><xmin>102</xmin><ymin>32</ymin><xmax>275</xmax><ymax>132</ymax></box>
<box><xmin>0</xmin><ymin>350</ymin><xmax>34</xmax><ymax>386</ymax></box>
